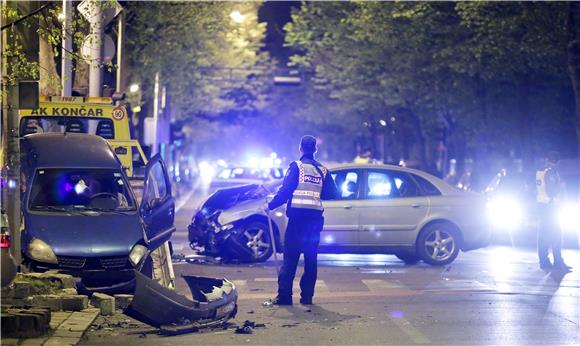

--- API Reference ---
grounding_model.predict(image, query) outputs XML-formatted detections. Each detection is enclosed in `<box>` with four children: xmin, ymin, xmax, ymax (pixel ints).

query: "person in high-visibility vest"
<box><xmin>536</xmin><ymin>151</ymin><xmax>571</xmax><ymax>270</ymax></box>
<box><xmin>266</xmin><ymin>135</ymin><xmax>337</xmax><ymax>305</ymax></box>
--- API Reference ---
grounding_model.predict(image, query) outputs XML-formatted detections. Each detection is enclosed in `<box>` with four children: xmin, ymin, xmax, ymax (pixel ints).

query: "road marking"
<box><xmin>175</xmin><ymin>188</ymin><xmax>195</xmax><ymax>212</ymax></box>
<box><xmin>362</xmin><ymin>279</ymin><xmax>404</xmax><ymax>291</ymax></box>
<box><xmin>255</xmin><ymin>277</ymin><xmax>277</xmax><ymax>282</ymax></box>
<box><xmin>389</xmin><ymin>316</ymin><xmax>431</xmax><ymax>344</ymax></box>
<box><xmin>232</xmin><ymin>280</ymin><xmax>247</xmax><ymax>292</ymax></box>
<box><xmin>238</xmin><ymin>288</ymin><xmax>419</xmax><ymax>301</ymax></box>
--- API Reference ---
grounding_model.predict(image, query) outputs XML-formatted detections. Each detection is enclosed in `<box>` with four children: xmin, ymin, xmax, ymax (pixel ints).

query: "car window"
<box><xmin>331</xmin><ymin>170</ymin><xmax>359</xmax><ymax>200</ymax></box>
<box><xmin>366</xmin><ymin>170</ymin><xmax>420</xmax><ymax>199</ymax></box>
<box><xmin>29</xmin><ymin>168</ymin><xmax>134</xmax><ymax>211</ymax></box>
<box><xmin>412</xmin><ymin>174</ymin><xmax>441</xmax><ymax>196</ymax></box>
<box><xmin>145</xmin><ymin>163</ymin><xmax>168</xmax><ymax>201</ymax></box>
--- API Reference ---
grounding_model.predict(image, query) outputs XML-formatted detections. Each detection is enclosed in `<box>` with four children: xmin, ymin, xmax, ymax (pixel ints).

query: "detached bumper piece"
<box><xmin>130</xmin><ymin>270</ymin><xmax>238</xmax><ymax>335</ymax></box>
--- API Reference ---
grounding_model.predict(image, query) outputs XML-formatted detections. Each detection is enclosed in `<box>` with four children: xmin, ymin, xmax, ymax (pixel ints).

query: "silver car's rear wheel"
<box><xmin>417</xmin><ymin>223</ymin><xmax>460</xmax><ymax>265</ymax></box>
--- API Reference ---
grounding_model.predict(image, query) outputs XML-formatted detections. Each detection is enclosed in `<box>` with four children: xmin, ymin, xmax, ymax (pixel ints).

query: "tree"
<box><xmin>284</xmin><ymin>1</ymin><xmax>578</xmax><ymax>174</ymax></box>
<box><xmin>124</xmin><ymin>2</ymin><xmax>270</xmax><ymax>150</ymax></box>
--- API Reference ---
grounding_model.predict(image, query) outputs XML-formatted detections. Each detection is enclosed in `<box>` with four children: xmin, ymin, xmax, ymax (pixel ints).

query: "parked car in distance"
<box><xmin>209</xmin><ymin>166</ymin><xmax>283</xmax><ymax>191</ymax></box>
<box><xmin>1</xmin><ymin>209</ymin><xmax>17</xmax><ymax>288</ymax></box>
<box><xmin>189</xmin><ymin>163</ymin><xmax>490</xmax><ymax>265</ymax></box>
<box><xmin>20</xmin><ymin>133</ymin><xmax>175</xmax><ymax>293</ymax></box>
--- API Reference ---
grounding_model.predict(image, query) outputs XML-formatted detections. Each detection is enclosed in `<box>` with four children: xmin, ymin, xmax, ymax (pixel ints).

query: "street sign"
<box><xmin>77</xmin><ymin>0</ymin><xmax>122</xmax><ymax>24</ymax></box>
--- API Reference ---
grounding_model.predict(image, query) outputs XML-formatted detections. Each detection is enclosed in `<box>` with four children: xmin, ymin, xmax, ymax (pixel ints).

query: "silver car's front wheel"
<box><xmin>236</xmin><ymin>222</ymin><xmax>273</xmax><ymax>262</ymax></box>
<box><xmin>417</xmin><ymin>223</ymin><xmax>460</xmax><ymax>265</ymax></box>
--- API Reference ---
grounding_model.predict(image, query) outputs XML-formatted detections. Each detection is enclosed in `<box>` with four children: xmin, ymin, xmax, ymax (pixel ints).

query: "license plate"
<box><xmin>216</xmin><ymin>301</ymin><xmax>235</xmax><ymax>318</ymax></box>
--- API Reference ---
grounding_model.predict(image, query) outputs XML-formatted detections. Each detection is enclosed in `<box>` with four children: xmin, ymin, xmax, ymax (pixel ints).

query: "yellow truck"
<box><xmin>19</xmin><ymin>96</ymin><xmax>147</xmax><ymax>177</ymax></box>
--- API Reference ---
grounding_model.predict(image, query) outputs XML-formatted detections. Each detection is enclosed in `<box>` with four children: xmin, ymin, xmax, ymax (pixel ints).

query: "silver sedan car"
<box><xmin>188</xmin><ymin>163</ymin><xmax>490</xmax><ymax>265</ymax></box>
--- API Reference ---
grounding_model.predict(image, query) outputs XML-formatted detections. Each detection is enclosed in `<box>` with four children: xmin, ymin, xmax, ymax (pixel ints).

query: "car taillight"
<box><xmin>0</xmin><ymin>234</ymin><xmax>10</xmax><ymax>248</ymax></box>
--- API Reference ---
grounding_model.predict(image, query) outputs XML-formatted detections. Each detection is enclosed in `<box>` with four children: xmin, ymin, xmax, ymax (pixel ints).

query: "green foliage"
<box><xmin>125</xmin><ymin>1</ymin><xmax>270</xmax><ymax>138</ymax></box>
<box><xmin>284</xmin><ymin>1</ymin><xmax>577</xmax><ymax>166</ymax></box>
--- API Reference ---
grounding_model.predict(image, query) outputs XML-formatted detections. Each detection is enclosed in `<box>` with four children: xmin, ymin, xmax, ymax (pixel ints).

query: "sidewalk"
<box><xmin>2</xmin><ymin>308</ymin><xmax>100</xmax><ymax>346</ymax></box>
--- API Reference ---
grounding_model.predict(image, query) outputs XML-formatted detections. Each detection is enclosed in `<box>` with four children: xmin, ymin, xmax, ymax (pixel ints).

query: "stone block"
<box><xmin>31</xmin><ymin>295</ymin><xmax>63</xmax><ymax>312</ymax></box>
<box><xmin>1</xmin><ymin>307</ymin><xmax>51</xmax><ymax>338</ymax></box>
<box><xmin>60</xmin><ymin>288</ymin><xmax>78</xmax><ymax>295</ymax></box>
<box><xmin>113</xmin><ymin>294</ymin><xmax>133</xmax><ymax>310</ymax></box>
<box><xmin>40</xmin><ymin>273</ymin><xmax>77</xmax><ymax>289</ymax></box>
<box><xmin>61</xmin><ymin>295</ymin><xmax>89</xmax><ymax>312</ymax></box>
<box><xmin>13</xmin><ymin>280</ymin><xmax>32</xmax><ymax>298</ymax></box>
<box><xmin>90</xmin><ymin>293</ymin><xmax>115</xmax><ymax>316</ymax></box>
<box><xmin>1</xmin><ymin>286</ymin><xmax>14</xmax><ymax>298</ymax></box>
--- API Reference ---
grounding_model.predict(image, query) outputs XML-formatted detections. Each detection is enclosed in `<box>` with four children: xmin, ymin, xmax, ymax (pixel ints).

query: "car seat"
<box><xmin>65</xmin><ymin>120</ymin><xmax>85</xmax><ymax>133</ymax></box>
<box><xmin>96</xmin><ymin>121</ymin><xmax>114</xmax><ymax>139</ymax></box>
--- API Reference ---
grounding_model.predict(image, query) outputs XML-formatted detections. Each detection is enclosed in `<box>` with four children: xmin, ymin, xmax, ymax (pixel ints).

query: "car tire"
<box><xmin>234</xmin><ymin>221</ymin><xmax>274</xmax><ymax>262</ymax></box>
<box><xmin>417</xmin><ymin>223</ymin><xmax>460</xmax><ymax>265</ymax></box>
<box><xmin>395</xmin><ymin>252</ymin><xmax>420</xmax><ymax>265</ymax></box>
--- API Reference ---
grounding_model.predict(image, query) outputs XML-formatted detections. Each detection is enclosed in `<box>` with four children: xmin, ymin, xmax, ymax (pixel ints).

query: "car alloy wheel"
<box><xmin>239</xmin><ymin>222</ymin><xmax>273</xmax><ymax>262</ymax></box>
<box><xmin>417</xmin><ymin>223</ymin><xmax>460</xmax><ymax>265</ymax></box>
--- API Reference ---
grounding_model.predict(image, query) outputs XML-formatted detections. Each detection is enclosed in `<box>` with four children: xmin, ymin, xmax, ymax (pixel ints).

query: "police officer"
<box><xmin>267</xmin><ymin>135</ymin><xmax>337</xmax><ymax>305</ymax></box>
<box><xmin>536</xmin><ymin>151</ymin><xmax>571</xmax><ymax>270</ymax></box>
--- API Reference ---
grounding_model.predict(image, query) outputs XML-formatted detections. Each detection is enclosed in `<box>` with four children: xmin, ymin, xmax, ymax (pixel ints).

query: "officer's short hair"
<box><xmin>300</xmin><ymin>135</ymin><xmax>317</xmax><ymax>154</ymax></box>
<box><xmin>547</xmin><ymin>151</ymin><xmax>560</xmax><ymax>163</ymax></box>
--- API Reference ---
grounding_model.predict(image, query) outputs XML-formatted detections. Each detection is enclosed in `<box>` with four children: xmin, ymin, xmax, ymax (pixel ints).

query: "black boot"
<box><xmin>299</xmin><ymin>297</ymin><xmax>313</xmax><ymax>305</ymax></box>
<box><xmin>553</xmin><ymin>260</ymin><xmax>572</xmax><ymax>271</ymax></box>
<box><xmin>272</xmin><ymin>296</ymin><xmax>293</xmax><ymax>306</ymax></box>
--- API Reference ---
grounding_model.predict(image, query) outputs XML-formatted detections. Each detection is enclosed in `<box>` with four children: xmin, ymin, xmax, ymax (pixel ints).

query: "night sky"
<box><xmin>258</xmin><ymin>1</ymin><xmax>300</xmax><ymax>65</ymax></box>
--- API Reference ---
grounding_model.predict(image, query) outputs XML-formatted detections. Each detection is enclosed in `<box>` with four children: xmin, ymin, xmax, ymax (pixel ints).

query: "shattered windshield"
<box><xmin>28</xmin><ymin>168</ymin><xmax>135</xmax><ymax>212</ymax></box>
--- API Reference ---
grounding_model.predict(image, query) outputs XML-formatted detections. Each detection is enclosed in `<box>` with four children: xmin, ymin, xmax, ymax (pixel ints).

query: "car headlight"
<box><xmin>486</xmin><ymin>196</ymin><xmax>523</xmax><ymax>230</ymax></box>
<box><xmin>129</xmin><ymin>244</ymin><xmax>148</xmax><ymax>266</ymax></box>
<box><xmin>28</xmin><ymin>238</ymin><xmax>58</xmax><ymax>264</ymax></box>
<box><xmin>559</xmin><ymin>202</ymin><xmax>580</xmax><ymax>233</ymax></box>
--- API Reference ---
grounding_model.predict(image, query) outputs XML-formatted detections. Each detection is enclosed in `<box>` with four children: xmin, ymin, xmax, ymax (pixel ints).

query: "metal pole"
<box><xmin>61</xmin><ymin>0</ymin><xmax>72</xmax><ymax>96</ymax></box>
<box><xmin>88</xmin><ymin>1</ymin><xmax>102</xmax><ymax>97</ymax></box>
<box><xmin>265</xmin><ymin>209</ymin><xmax>280</xmax><ymax>276</ymax></box>
<box><xmin>114</xmin><ymin>10</ymin><xmax>125</xmax><ymax>102</ymax></box>
<box><xmin>152</xmin><ymin>72</ymin><xmax>159</xmax><ymax>155</ymax></box>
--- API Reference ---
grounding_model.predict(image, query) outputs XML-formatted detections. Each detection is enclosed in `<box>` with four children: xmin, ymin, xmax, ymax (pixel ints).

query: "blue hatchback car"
<box><xmin>20</xmin><ymin>133</ymin><xmax>175</xmax><ymax>293</ymax></box>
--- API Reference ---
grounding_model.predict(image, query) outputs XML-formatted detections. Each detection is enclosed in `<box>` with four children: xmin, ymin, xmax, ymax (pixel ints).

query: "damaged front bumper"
<box><xmin>188</xmin><ymin>211</ymin><xmax>235</xmax><ymax>257</ymax></box>
<box><xmin>130</xmin><ymin>270</ymin><xmax>238</xmax><ymax>335</ymax></box>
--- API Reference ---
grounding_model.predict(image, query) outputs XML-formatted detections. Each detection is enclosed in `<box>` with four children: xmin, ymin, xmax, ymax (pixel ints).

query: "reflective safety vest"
<box><xmin>290</xmin><ymin>161</ymin><xmax>327</xmax><ymax>211</ymax></box>
<box><xmin>536</xmin><ymin>168</ymin><xmax>559</xmax><ymax>204</ymax></box>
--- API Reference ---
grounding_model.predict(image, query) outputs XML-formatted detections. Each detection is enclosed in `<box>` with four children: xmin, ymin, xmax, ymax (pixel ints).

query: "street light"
<box><xmin>129</xmin><ymin>83</ymin><xmax>139</xmax><ymax>93</ymax></box>
<box><xmin>230</xmin><ymin>10</ymin><xmax>245</xmax><ymax>23</ymax></box>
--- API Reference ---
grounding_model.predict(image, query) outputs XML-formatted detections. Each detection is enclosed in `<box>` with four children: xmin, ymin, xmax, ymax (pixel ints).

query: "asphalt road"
<box><xmin>83</xmin><ymin>191</ymin><xmax>580</xmax><ymax>346</ymax></box>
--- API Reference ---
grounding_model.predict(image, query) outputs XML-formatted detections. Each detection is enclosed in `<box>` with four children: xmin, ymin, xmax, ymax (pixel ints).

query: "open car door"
<box><xmin>141</xmin><ymin>154</ymin><xmax>175</xmax><ymax>249</ymax></box>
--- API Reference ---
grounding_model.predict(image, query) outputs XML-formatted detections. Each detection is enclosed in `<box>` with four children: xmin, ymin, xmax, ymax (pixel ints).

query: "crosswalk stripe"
<box><xmin>232</xmin><ymin>280</ymin><xmax>247</xmax><ymax>292</ymax></box>
<box><xmin>255</xmin><ymin>277</ymin><xmax>277</xmax><ymax>282</ymax></box>
<box><xmin>389</xmin><ymin>316</ymin><xmax>431</xmax><ymax>344</ymax></box>
<box><xmin>362</xmin><ymin>279</ymin><xmax>404</xmax><ymax>291</ymax></box>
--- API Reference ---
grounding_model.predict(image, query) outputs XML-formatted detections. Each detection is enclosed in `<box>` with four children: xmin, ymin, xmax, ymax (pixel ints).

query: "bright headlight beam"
<box><xmin>487</xmin><ymin>196</ymin><xmax>523</xmax><ymax>230</ymax></box>
<box><xmin>559</xmin><ymin>202</ymin><xmax>580</xmax><ymax>233</ymax></box>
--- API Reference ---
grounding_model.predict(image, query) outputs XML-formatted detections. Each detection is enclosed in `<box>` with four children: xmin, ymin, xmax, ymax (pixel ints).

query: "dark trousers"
<box><xmin>537</xmin><ymin>203</ymin><xmax>563</xmax><ymax>264</ymax></box>
<box><xmin>278</xmin><ymin>216</ymin><xmax>324</xmax><ymax>300</ymax></box>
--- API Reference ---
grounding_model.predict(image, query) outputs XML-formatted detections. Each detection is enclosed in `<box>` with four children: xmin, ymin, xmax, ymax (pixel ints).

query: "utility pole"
<box><xmin>2</xmin><ymin>1</ymin><xmax>39</xmax><ymax>264</ymax></box>
<box><xmin>88</xmin><ymin>1</ymin><xmax>103</xmax><ymax>97</ymax></box>
<box><xmin>114</xmin><ymin>10</ymin><xmax>125</xmax><ymax>103</ymax></box>
<box><xmin>61</xmin><ymin>0</ymin><xmax>72</xmax><ymax>96</ymax></box>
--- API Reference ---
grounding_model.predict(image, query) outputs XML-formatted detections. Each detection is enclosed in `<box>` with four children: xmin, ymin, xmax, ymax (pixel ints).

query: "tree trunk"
<box><xmin>39</xmin><ymin>35</ymin><xmax>60</xmax><ymax>96</ymax></box>
<box><xmin>566</xmin><ymin>2</ymin><xmax>580</xmax><ymax>160</ymax></box>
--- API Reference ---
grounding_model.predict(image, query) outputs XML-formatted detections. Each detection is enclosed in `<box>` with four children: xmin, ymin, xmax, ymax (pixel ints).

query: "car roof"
<box><xmin>326</xmin><ymin>163</ymin><xmax>463</xmax><ymax>195</ymax></box>
<box><xmin>21</xmin><ymin>133</ymin><xmax>120</xmax><ymax>169</ymax></box>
